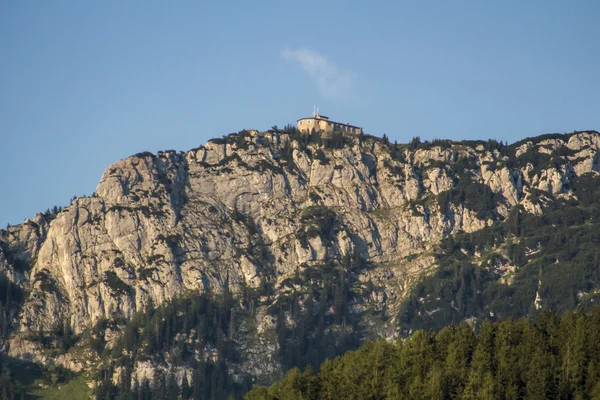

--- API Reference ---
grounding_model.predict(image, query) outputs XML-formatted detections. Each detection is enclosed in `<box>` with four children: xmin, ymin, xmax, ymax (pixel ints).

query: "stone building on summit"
<box><xmin>297</xmin><ymin>108</ymin><xmax>362</xmax><ymax>135</ymax></box>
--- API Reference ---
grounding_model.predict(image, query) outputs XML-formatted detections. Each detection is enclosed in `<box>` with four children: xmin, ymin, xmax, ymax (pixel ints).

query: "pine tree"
<box><xmin>444</xmin><ymin>323</ymin><xmax>474</xmax><ymax>397</ymax></box>
<box><xmin>153</xmin><ymin>371</ymin><xmax>166</xmax><ymax>400</ymax></box>
<box><xmin>317</xmin><ymin>359</ymin><xmax>336</xmax><ymax>400</ymax></box>
<box><xmin>166</xmin><ymin>372</ymin><xmax>178</xmax><ymax>399</ymax></box>
<box><xmin>424</xmin><ymin>363</ymin><xmax>445</xmax><ymax>400</ymax></box>
<box><xmin>192</xmin><ymin>368</ymin><xmax>204</xmax><ymax>400</ymax></box>
<box><xmin>494</xmin><ymin>318</ymin><xmax>521</xmax><ymax>399</ymax></box>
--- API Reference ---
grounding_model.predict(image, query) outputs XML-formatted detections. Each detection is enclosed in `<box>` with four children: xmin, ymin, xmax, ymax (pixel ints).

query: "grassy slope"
<box><xmin>27</xmin><ymin>375</ymin><xmax>92</xmax><ymax>400</ymax></box>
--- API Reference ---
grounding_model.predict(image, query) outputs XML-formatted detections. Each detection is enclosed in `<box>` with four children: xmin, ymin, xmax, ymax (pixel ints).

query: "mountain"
<box><xmin>1</xmin><ymin>127</ymin><xmax>600</xmax><ymax>397</ymax></box>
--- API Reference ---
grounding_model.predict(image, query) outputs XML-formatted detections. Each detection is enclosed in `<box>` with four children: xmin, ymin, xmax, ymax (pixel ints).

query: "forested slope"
<box><xmin>247</xmin><ymin>310</ymin><xmax>600</xmax><ymax>399</ymax></box>
<box><xmin>401</xmin><ymin>172</ymin><xmax>600</xmax><ymax>334</ymax></box>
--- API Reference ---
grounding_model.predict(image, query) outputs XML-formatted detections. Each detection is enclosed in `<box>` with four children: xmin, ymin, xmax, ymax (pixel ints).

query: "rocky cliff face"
<box><xmin>2</xmin><ymin>128</ymin><xmax>599</xmax><ymax>384</ymax></box>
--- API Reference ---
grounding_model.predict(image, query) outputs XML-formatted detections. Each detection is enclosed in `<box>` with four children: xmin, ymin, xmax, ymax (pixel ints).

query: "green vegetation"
<box><xmin>0</xmin><ymin>355</ymin><xmax>87</xmax><ymax>400</ymax></box>
<box><xmin>3</xmin><ymin>288</ymin><xmax>256</xmax><ymax>400</ymax></box>
<box><xmin>299</xmin><ymin>206</ymin><xmax>337</xmax><ymax>242</ymax></box>
<box><xmin>87</xmin><ymin>258</ymin><xmax>372</xmax><ymax>399</ymax></box>
<box><xmin>273</xmin><ymin>250</ymin><xmax>373</xmax><ymax>373</ymax></box>
<box><xmin>34</xmin><ymin>269</ymin><xmax>58</xmax><ymax>293</ymax></box>
<box><xmin>93</xmin><ymin>289</ymin><xmax>249</xmax><ymax>400</ymax></box>
<box><xmin>437</xmin><ymin>177</ymin><xmax>505</xmax><ymax>220</ymax></box>
<box><xmin>278</xmin><ymin>124</ymin><xmax>353</xmax><ymax>150</ymax></box>
<box><xmin>313</xmin><ymin>149</ymin><xmax>330</xmax><ymax>165</ymax></box>
<box><xmin>104</xmin><ymin>271</ymin><xmax>133</xmax><ymax>296</ymax></box>
<box><xmin>400</xmin><ymin>173</ymin><xmax>600</xmax><ymax>335</ymax></box>
<box><xmin>506</xmin><ymin>145</ymin><xmax>577</xmax><ymax>177</ymax></box>
<box><xmin>28</xmin><ymin>374</ymin><xmax>93</xmax><ymax>400</ymax></box>
<box><xmin>247</xmin><ymin>310</ymin><xmax>600</xmax><ymax>399</ymax></box>
<box><xmin>28</xmin><ymin>319</ymin><xmax>77</xmax><ymax>355</ymax></box>
<box><xmin>133</xmin><ymin>151</ymin><xmax>155</xmax><ymax>159</ymax></box>
<box><xmin>509</xmin><ymin>131</ymin><xmax>589</xmax><ymax>148</ymax></box>
<box><xmin>0</xmin><ymin>273</ymin><xmax>24</xmax><ymax>339</ymax></box>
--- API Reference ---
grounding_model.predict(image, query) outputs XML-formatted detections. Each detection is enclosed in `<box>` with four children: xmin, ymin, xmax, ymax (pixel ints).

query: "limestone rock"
<box><xmin>2</xmin><ymin>128</ymin><xmax>600</xmax><ymax>383</ymax></box>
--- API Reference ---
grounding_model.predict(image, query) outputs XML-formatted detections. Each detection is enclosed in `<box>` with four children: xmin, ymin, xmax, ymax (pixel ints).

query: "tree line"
<box><xmin>247</xmin><ymin>309</ymin><xmax>600</xmax><ymax>399</ymax></box>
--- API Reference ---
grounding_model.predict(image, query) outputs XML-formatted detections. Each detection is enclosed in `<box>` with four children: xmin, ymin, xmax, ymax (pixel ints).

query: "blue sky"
<box><xmin>1</xmin><ymin>1</ymin><xmax>599</xmax><ymax>226</ymax></box>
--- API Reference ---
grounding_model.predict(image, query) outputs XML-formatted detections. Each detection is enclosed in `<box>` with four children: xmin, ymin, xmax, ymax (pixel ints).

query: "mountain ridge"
<box><xmin>1</xmin><ymin>127</ymin><xmax>600</xmax><ymax>396</ymax></box>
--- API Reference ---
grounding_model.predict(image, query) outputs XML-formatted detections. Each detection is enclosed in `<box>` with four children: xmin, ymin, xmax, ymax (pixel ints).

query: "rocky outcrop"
<box><xmin>1</xmin><ymin>129</ymin><xmax>599</xmax><ymax>382</ymax></box>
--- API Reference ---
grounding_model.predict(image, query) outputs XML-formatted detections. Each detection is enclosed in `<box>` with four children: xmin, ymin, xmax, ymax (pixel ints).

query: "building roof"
<box><xmin>297</xmin><ymin>116</ymin><xmax>361</xmax><ymax>130</ymax></box>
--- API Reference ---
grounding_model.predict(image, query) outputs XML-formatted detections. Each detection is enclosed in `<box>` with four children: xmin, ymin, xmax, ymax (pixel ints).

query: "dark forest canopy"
<box><xmin>246</xmin><ymin>309</ymin><xmax>600</xmax><ymax>400</ymax></box>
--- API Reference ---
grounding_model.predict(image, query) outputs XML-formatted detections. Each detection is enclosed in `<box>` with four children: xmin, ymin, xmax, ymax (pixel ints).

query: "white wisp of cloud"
<box><xmin>282</xmin><ymin>47</ymin><xmax>355</xmax><ymax>100</ymax></box>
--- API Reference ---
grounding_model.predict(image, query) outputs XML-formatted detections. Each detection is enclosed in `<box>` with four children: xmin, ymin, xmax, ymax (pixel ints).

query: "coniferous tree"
<box><xmin>246</xmin><ymin>311</ymin><xmax>600</xmax><ymax>400</ymax></box>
